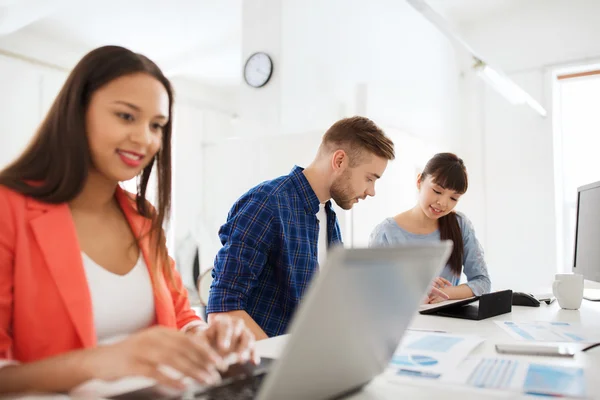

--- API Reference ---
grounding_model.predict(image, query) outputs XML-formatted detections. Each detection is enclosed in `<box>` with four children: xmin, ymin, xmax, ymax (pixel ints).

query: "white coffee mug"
<box><xmin>552</xmin><ymin>273</ymin><xmax>584</xmax><ymax>310</ymax></box>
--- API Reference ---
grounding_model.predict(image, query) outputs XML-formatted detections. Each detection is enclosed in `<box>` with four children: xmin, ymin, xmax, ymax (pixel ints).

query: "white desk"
<box><xmin>257</xmin><ymin>299</ymin><xmax>600</xmax><ymax>400</ymax></box>
<box><xmin>3</xmin><ymin>300</ymin><xmax>600</xmax><ymax>399</ymax></box>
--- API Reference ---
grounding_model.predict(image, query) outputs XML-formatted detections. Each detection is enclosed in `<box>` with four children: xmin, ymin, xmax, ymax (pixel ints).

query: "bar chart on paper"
<box><xmin>463</xmin><ymin>358</ymin><xmax>586</xmax><ymax>398</ymax></box>
<box><xmin>467</xmin><ymin>358</ymin><xmax>519</xmax><ymax>389</ymax></box>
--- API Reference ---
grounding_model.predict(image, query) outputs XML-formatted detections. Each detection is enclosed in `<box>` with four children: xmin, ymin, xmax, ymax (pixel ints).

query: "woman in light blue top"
<box><xmin>369</xmin><ymin>153</ymin><xmax>491</xmax><ymax>303</ymax></box>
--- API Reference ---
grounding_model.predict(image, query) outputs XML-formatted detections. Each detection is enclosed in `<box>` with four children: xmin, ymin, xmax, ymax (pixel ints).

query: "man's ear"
<box><xmin>332</xmin><ymin>149</ymin><xmax>347</xmax><ymax>172</ymax></box>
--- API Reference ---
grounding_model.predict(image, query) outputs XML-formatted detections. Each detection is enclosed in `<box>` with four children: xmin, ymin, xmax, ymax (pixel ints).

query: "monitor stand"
<box><xmin>583</xmin><ymin>288</ymin><xmax>600</xmax><ymax>301</ymax></box>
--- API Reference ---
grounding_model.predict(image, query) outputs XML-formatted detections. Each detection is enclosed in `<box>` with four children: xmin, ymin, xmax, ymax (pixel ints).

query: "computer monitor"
<box><xmin>573</xmin><ymin>180</ymin><xmax>600</xmax><ymax>301</ymax></box>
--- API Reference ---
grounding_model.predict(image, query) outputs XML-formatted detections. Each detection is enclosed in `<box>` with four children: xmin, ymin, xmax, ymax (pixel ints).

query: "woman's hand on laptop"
<box><xmin>187</xmin><ymin>314</ymin><xmax>260</xmax><ymax>369</ymax></box>
<box><xmin>81</xmin><ymin>326</ymin><xmax>224</xmax><ymax>389</ymax></box>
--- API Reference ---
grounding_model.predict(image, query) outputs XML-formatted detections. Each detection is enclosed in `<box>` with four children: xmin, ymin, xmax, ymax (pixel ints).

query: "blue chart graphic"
<box><xmin>524</xmin><ymin>364</ymin><xmax>586</xmax><ymax>397</ymax></box>
<box><xmin>466</xmin><ymin>358</ymin><xmax>586</xmax><ymax>397</ymax></box>
<box><xmin>391</xmin><ymin>355</ymin><xmax>439</xmax><ymax>367</ymax></box>
<box><xmin>467</xmin><ymin>358</ymin><xmax>518</xmax><ymax>389</ymax></box>
<box><xmin>406</xmin><ymin>335</ymin><xmax>463</xmax><ymax>352</ymax></box>
<box><xmin>503</xmin><ymin>321</ymin><xmax>535</xmax><ymax>340</ymax></box>
<box><xmin>503</xmin><ymin>321</ymin><xmax>587</xmax><ymax>342</ymax></box>
<box><xmin>564</xmin><ymin>333</ymin><xmax>584</xmax><ymax>342</ymax></box>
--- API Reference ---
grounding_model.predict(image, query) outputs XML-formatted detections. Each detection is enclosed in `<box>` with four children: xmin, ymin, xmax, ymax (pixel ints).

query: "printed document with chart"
<box><xmin>496</xmin><ymin>320</ymin><xmax>600</xmax><ymax>343</ymax></box>
<box><xmin>385</xmin><ymin>331</ymin><xmax>484</xmax><ymax>380</ymax></box>
<box><xmin>444</xmin><ymin>357</ymin><xmax>586</xmax><ymax>398</ymax></box>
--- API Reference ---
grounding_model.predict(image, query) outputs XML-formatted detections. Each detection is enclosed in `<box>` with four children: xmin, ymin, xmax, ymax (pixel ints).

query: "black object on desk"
<box><xmin>512</xmin><ymin>292</ymin><xmax>541</xmax><ymax>307</ymax></box>
<box><xmin>420</xmin><ymin>290</ymin><xmax>513</xmax><ymax>321</ymax></box>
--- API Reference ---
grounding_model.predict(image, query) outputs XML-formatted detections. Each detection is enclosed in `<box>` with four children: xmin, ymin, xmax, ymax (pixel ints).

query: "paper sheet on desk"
<box><xmin>496</xmin><ymin>321</ymin><xmax>600</xmax><ymax>343</ymax></box>
<box><xmin>385</xmin><ymin>331</ymin><xmax>484</xmax><ymax>380</ymax></box>
<box><xmin>444</xmin><ymin>357</ymin><xmax>586</xmax><ymax>398</ymax></box>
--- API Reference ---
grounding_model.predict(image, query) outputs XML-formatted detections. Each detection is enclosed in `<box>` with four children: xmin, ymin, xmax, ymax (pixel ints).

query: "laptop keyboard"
<box><xmin>108</xmin><ymin>360</ymin><xmax>272</xmax><ymax>400</ymax></box>
<box><xmin>189</xmin><ymin>373</ymin><xmax>266</xmax><ymax>400</ymax></box>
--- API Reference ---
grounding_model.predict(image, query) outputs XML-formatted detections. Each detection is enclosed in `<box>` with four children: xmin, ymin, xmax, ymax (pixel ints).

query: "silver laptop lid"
<box><xmin>258</xmin><ymin>242</ymin><xmax>452</xmax><ymax>400</ymax></box>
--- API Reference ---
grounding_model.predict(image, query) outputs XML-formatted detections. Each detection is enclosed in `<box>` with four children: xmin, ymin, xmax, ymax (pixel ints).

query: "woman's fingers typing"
<box><xmin>203</xmin><ymin>315</ymin><xmax>259</xmax><ymax>366</ymax></box>
<box><xmin>231</xmin><ymin>319</ymin><xmax>255</xmax><ymax>363</ymax></box>
<box><xmin>206</xmin><ymin>315</ymin><xmax>234</xmax><ymax>353</ymax></box>
<box><xmin>89</xmin><ymin>319</ymin><xmax>260</xmax><ymax>389</ymax></box>
<box><xmin>91</xmin><ymin>326</ymin><xmax>225</xmax><ymax>388</ymax></box>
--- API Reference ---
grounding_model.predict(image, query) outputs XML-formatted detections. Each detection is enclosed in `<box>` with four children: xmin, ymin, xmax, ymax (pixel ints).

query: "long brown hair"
<box><xmin>420</xmin><ymin>153</ymin><xmax>468</xmax><ymax>276</ymax></box>
<box><xmin>0</xmin><ymin>45</ymin><xmax>174</xmax><ymax>282</ymax></box>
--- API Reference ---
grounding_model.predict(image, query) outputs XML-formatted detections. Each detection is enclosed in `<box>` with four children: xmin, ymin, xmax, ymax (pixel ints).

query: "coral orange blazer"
<box><xmin>0</xmin><ymin>185</ymin><xmax>201</xmax><ymax>362</ymax></box>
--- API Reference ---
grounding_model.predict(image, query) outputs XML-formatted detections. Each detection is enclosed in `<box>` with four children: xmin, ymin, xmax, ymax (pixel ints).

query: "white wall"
<box><xmin>279</xmin><ymin>0</ymin><xmax>463</xmax><ymax>138</ymax></box>
<box><xmin>452</xmin><ymin>72</ymin><xmax>487</xmax><ymax>245</ymax></box>
<box><xmin>0</xmin><ymin>54</ymin><xmax>68</xmax><ymax>168</ymax></box>
<box><xmin>170</xmin><ymin>77</ymin><xmax>237</xmax><ymax>245</ymax></box>
<box><xmin>169</xmin><ymin>78</ymin><xmax>238</xmax><ymax>284</ymax></box>
<box><xmin>459</xmin><ymin>0</ymin><xmax>600</xmax><ymax>291</ymax></box>
<box><xmin>481</xmin><ymin>71</ymin><xmax>555</xmax><ymax>291</ymax></box>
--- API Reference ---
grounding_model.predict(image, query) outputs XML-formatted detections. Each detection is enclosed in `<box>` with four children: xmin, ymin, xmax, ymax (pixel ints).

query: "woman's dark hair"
<box><xmin>420</xmin><ymin>153</ymin><xmax>468</xmax><ymax>276</ymax></box>
<box><xmin>0</xmin><ymin>45</ymin><xmax>174</xmax><ymax>283</ymax></box>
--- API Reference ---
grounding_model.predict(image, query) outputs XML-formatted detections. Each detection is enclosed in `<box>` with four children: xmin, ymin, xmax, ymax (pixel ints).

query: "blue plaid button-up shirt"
<box><xmin>207</xmin><ymin>166</ymin><xmax>343</xmax><ymax>337</ymax></box>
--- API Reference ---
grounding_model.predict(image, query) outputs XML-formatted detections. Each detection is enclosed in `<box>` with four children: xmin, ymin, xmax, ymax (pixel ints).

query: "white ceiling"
<box><xmin>426</xmin><ymin>0</ymin><xmax>526</xmax><ymax>24</ymax></box>
<box><xmin>0</xmin><ymin>0</ymin><xmax>528</xmax><ymax>85</ymax></box>
<box><xmin>0</xmin><ymin>0</ymin><xmax>243</xmax><ymax>85</ymax></box>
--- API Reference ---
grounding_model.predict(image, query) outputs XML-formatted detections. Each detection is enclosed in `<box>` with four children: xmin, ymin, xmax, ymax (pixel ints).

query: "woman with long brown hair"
<box><xmin>370</xmin><ymin>153</ymin><xmax>491</xmax><ymax>303</ymax></box>
<box><xmin>0</xmin><ymin>45</ymin><xmax>256</xmax><ymax>394</ymax></box>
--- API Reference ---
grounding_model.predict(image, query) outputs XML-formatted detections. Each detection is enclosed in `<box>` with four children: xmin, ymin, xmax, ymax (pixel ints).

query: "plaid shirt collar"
<box><xmin>289</xmin><ymin>165</ymin><xmax>324</xmax><ymax>215</ymax></box>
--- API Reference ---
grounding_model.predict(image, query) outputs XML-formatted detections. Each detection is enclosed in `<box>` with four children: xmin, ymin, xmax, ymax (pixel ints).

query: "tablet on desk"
<box><xmin>419</xmin><ymin>296</ymin><xmax>479</xmax><ymax>315</ymax></box>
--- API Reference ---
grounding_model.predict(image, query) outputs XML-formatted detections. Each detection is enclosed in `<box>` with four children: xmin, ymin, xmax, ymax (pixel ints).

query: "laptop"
<box><xmin>111</xmin><ymin>242</ymin><xmax>452</xmax><ymax>400</ymax></box>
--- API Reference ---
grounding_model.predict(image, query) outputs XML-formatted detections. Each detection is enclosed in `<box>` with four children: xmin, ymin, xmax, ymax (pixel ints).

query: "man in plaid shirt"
<box><xmin>207</xmin><ymin>117</ymin><xmax>396</xmax><ymax>339</ymax></box>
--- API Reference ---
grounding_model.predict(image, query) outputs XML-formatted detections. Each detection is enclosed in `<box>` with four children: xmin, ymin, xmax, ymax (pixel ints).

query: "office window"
<box><xmin>554</xmin><ymin>70</ymin><xmax>600</xmax><ymax>272</ymax></box>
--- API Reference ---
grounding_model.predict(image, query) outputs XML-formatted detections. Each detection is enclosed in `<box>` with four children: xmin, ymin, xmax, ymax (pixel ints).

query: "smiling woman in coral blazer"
<box><xmin>0</xmin><ymin>46</ymin><xmax>257</xmax><ymax>395</ymax></box>
<box><xmin>0</xmin><ymin>186</ymin><xmax>195</xmax><ymax>360</ymax></box>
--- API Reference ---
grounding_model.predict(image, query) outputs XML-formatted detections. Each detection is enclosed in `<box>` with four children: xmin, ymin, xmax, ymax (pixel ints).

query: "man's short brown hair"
<box><xmin>320</xmin><ymin>116</ymin><xmax>395</xmax><ymax>166</ymax></box>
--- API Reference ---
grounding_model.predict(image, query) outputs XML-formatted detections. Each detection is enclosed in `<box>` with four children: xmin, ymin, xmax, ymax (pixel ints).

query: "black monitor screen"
<box><xmin>573</xmin><ymin>181</ymin><xmax>600</xmax><ymax>283</ymax></box>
